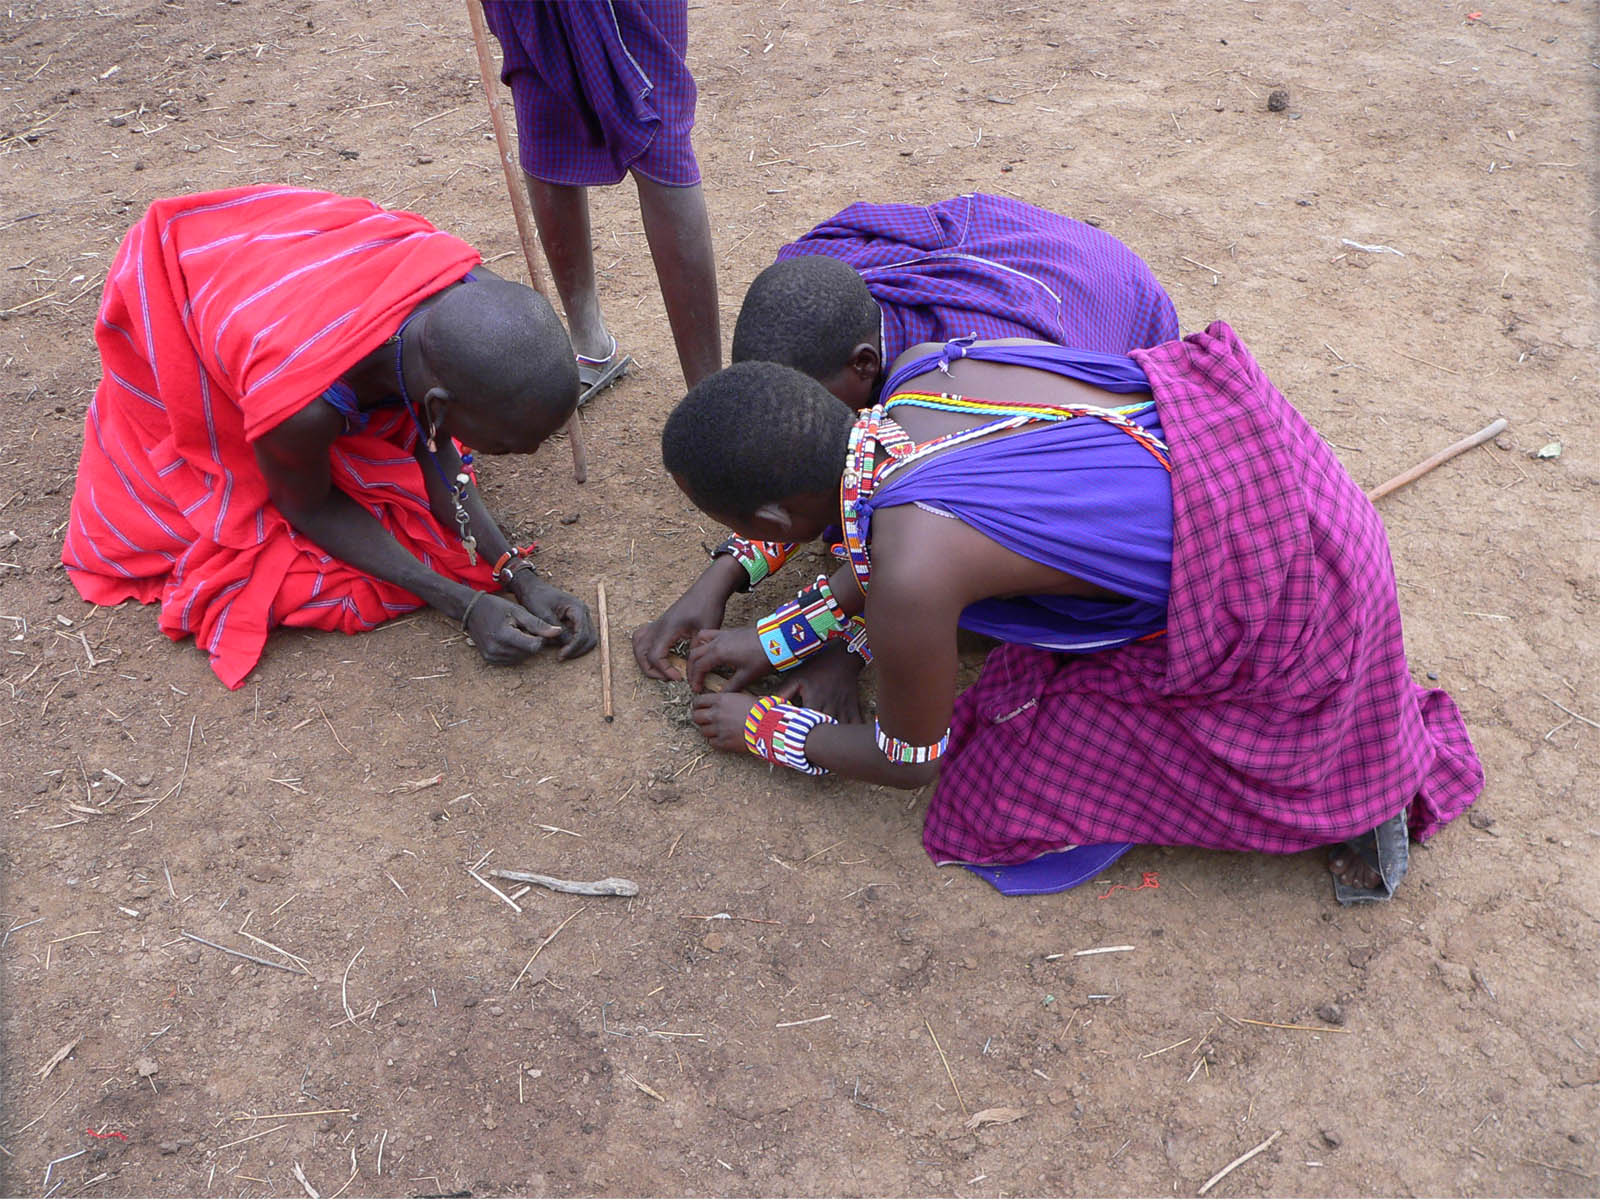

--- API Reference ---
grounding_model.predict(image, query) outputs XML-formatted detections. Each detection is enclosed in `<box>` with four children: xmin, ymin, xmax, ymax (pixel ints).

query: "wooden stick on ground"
<box><xmin>489</xmin><ymin>869</ymin><xmax>638</xmax><ymax>897</ymax></box>
<box><xmin>1198</xmin><ymin>1129</ymin><xmax>1282</xmax><ymax>1196</ymax></box>
<box><xmin>464</xmin><ymin>0</ymin><xmax>589</xmax><ymax>484</ymax></box>
<box><xmin>1366</xmin><ymin>418</ymin><xmax>1507</xmax><ymax>503</ymax></box>
<box><xmin>597</xmin><ymin>581</ymin><xmax>614</xmax><ymax>721</ymax></box>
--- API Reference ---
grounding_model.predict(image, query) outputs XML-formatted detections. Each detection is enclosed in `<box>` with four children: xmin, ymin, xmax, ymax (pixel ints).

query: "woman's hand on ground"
<box><xmin>774</xmin><ymin>641</ymin><xmax>864</xmax><ymax>723</ymax></box>
<box><xmin>691</xmin><ymin>690</ymin><xmax>757</xmax><ymax>753</ymax></box>
<box><xmin>465</xmin><ymin>592</ymin><xmax>564</xmax><ymax>665</ymax></box>
<box><xmin>511</xmin><ymin>575</ymin><xmax>597</xmax><ymax>660</ymax></box>
<box><xmin>686</xmin><ymin>626</ymin><xmax>770</xmax><ymax>693</ymax></box>
<box><xmin>632</xmin><ymin>582</ymin><xmax>731</xmax><ymax>680</ymax></box>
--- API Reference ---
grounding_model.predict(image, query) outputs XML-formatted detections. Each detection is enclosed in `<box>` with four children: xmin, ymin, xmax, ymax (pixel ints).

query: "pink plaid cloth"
<box><xmin>924</xmin><ymin>322</ymin><xmax>1483</xmax><ymax>864</ymax></box>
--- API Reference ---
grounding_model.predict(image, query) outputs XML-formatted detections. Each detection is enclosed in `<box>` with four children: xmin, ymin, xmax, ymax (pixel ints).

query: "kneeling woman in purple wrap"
<box><xmin>665</xmin><ymin>331</ymin><xmax>1485</xmax><ymax>905</ymax></box>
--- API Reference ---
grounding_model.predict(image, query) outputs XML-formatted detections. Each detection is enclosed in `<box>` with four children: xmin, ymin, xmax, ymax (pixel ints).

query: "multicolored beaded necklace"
<box><xmin>838</xmin><ymin>389</ymin><xmax>1172</xmax><ymax>596</ymax></box>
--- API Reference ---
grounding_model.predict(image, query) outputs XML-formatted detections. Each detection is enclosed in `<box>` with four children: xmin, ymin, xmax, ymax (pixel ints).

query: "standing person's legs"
<box><xmin>634</xmin><ymin>173</ymin><xmax>721</xmax><ymax>389</ymax></box>
<box><xmin>522</xmin><ymin>176</ymin><xmax>614</xmax><ymax>365</ymax></box>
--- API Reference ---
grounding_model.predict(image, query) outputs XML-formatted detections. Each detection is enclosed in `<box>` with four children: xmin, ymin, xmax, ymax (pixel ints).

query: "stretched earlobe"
<box><xmin>751</xmin><ymin>502</ymin><xmax>792</xmax><ymax>533</ymax></box>
<box><xmin>421</xmin><ymin>387</ymin><xmax>451</xmax><ymax>451</ymax></box>
<box><xmin>849</xmin><ymin>343</ymin><xmax>880</xmax><ymax>381</ymax></box>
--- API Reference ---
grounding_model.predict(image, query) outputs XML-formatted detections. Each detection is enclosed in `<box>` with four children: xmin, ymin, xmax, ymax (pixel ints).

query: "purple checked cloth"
<box><xmin>483</xmin><ymin>1</ymin><xmax>700</xmax><ymax>187</ymax></box>
<box><xmin>775</xmin><ymin>194</ymin><xmax>1179</xmax><ymax>361</ymax></box>
<box><xmin>923</xmin><ymin>322</ymin><xmax>1484</xmax><ymax>865</ymax></box>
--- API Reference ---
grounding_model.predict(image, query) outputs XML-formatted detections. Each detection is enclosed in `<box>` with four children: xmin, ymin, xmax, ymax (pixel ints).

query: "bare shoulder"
<box><xmin>251</xmin><ymin>395</ymin><xmax>344</xmax><ymax>469</ymax></box>
<box><xmin>885</xmin><ymin>336</ymin><xmax>1061</xmax><ymax>381</ymax></box>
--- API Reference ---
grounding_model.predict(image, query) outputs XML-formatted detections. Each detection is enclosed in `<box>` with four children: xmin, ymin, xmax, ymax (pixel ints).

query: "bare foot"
<box><xmin>1328</xmin><ymin>847</ymin><xmax>1383</xmax><ymax>891</ymax></box>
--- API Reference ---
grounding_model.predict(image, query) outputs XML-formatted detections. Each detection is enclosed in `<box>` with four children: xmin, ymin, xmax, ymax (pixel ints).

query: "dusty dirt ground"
<box><xmin>2</xmin><ymin>0</ymin><xmax>1597</xmax><ymax>1196</ymax></box>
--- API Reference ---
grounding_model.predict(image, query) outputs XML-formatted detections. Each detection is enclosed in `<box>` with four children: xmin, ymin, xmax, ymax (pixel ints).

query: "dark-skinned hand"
<box><xmin>632</xmin><ymin>579</ymin><xmax>731</xmax><ymax>681</ymax></box>
<box><xmin>466</xmin><ymin>592</ymin><xmax>563</xmax><ymax>666</ymax></box>
<box><xmin>510</xmin><ymin>573</ymin><xmax>598</xmax><ymax>660</ymax></box>
<box><xmin>690</xmin><ymin>689</ymin><xmax>760</xmax><ymax>753</ymax></box>
<box><xmin>686</xmin><ymin>625</ymin><xmax>770</xmax><ymax>694</ymax></box>
<box><xmin>774</xmin><ymin>641</ymin><xmax>865</xmax><ymax>723</ymax></box>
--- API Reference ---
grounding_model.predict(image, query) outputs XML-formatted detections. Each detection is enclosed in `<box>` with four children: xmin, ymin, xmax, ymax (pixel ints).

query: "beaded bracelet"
<box><xmin>756</xmin><ymin>575</ymin><xmax>847</xmax><ymax>670</ymax></box>
<box><xmin>743</xmin><ymin>696</ymin><xmax>836</xmax><ymax>775</ymax></box>
<box><xmin>711</xmin><ymin>536</ymin><xmax>797</xmax><ymax>591</ymax></box>
<box><xmin>841</xmin><ymin>616</ymin><xmax>872</xmax><ymax>665</ymax></box>
<box><xmin>874</xmin><ymin>718</ymin><xmax>950</xmax><ymax>765</ymax></box>
<box><xmin>491</xmin><ymin>542</ymin><xmax>539</xmax><ymax>585</ymax></box>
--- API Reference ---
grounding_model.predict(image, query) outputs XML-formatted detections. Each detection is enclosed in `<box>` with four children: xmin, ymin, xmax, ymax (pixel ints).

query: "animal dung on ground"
<box><xmin>1267</xmin><ymin>89</ymin><xmax>1290</xmax><ymax>112</ymax></box>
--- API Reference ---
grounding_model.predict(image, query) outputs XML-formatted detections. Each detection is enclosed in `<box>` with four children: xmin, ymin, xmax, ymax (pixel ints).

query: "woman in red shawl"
<box><xmin>63</xmin><ymin>186</ymin><xmax>595</xmax><ymax>688</ymax></box>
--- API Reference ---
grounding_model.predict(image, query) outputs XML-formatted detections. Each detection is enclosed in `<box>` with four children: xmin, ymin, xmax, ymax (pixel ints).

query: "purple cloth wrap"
<box><xmin>775</xmin><ymin>194</ymin><xmax>1179</xmax><ymax>363</ymax></box>
<box><xmin>483</xmin><ymin>1</ymin><xmax>700</xmax><ymax>187</ymax></box>
<box><xmin>923</xmin><ymin>322</ymin><xmax>1484</xmax><ymax>865</ymax></box>
<box><xmin>864</xmin><ymin>342</ymin><xmax>1173</xmax><ymax>653</ymax></box>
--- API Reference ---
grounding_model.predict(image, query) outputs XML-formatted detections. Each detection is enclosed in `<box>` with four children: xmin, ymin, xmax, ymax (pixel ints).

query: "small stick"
<box><xmin>128</xmin><ymin>715</ymin><xmax>196</xmax><ymax>821</ymax></box>
<box><xmin>1225</xmin><ymin>1013</ymin><xmax>1351</xmax><ymax>1034</ymax></box>
<box><xmin>317</xmin><ymin>705</ymin><xmax>353</xmax><ymax>758</ymax></box>
<box><xmin>1395</xmin><ymin>349</ymin><xmax>1459</xmax><ymax>375</ymax></box>
<box><xmin>213</xmin><ymin>1123</ymin><xmax>289</xmax><ymax>1152</ymax></box>
<box><xmin>236</xmin><ymin>924</ymin><xmax>312</xmax><ymax>972</ymax></box>
<box><xmin>467</xmin><ymin>867</ymin><xmax>524</xmax><ymax>913</ymax></box>
<box><xmin>775</xmin><ymin>1014</ymin><xmax>833</xmax><ymax>1028</ymax></box>
<box><xmin>341</xmin><ymin>948</ymin><xmax>364</xmax><ymax>1023</ymax></box>
<box><xmin>377</xmin><ymin>1129</ymin><xmax>388</xmax><ymax>1175</ymax></box>
<box><xmin>181</xmin><ymin>932</ymin><xmax>305</xmax><ymax>975</ymax></box>
<box><xmin>679</xmin><ymin>912</ymin><xmax>781</xmax><ymax>925</ymax></box>
<box><xmin>292</xmin><ymin>1161</ymin><xmax>321</xmax><ymax>1199</ymax></box>
<box><xmin>1366</xmin><ymin>418</ymin><xmax>1507</xmax><ymax>502</ymax></box>
<box><xmin>1198</xmin><ymin>1129</ymin><xmax>1282</xmax><ymax>1195</ymax></box>
<box><xmin>489</xmin><ymin>869</ymin><xmax>637</xmax><ymax>897</ymax></box>
<box><xmin>1073</xmin><ymin>944</ymin><xmax>1135</xmax><ymax>957</ymax></box>
<box><xmin>3</xmin><ymin>1084</ymin><xmax>70</xmax><ymax>1138</ymax></box>
<box><xmin>1540</xmin><ymin>694</ymin><xmax>1600</xmax><ymax>731</ymax></box>
<box><xmin>231</xmin><ymin>1108</ymin><xmax>349</xmax><ymax>1122</ymax></box>
<box><xmin>925</xmin><ymin>1018</ymin><xmax>969</xmax><ymax>1116</ymax></box>
<box><xmin>597</xmin><ymin>581</ymin><xmax>614</xmax><ymax>722</ymax></box>
<box><xmin>509</xmin><ymin>906</ymin><xmax>587</xmax><ymax>990</ymax></box>
<box><xmin>464</xmin><ymin>0</ymin><xmax>587</xmax><ymax>483</ymax></box>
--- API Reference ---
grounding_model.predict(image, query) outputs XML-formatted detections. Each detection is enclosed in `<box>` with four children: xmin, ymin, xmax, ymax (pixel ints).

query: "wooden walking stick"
<box><xmin>1365</xmin><ymin>417</ymin><xmax>1507</xmax><ymax>503</ymax></box>
<box><xmin>464</xmin><ymin>0</ymin><xmax>590</xmax><ymax>484</ymax></box>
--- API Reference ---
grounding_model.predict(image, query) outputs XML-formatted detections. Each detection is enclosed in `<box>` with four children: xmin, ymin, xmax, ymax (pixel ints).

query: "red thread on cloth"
<box><xmin>86</xmin><ymin>1128</ymin><xmax>128</xmax><ymax>1141</ymax></box>
<box><xmin>1098</xmin><ymin>871</ymin><xmax>1160</xmax><ymax>899</ymax></box>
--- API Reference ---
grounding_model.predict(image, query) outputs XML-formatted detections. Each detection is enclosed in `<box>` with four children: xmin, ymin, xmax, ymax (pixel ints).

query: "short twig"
<box><xmin>292</xmin><ymin>1161</ymin><xmax>321</xmax><ymax>1198</ymax></box>
<box><xmin>467</xmin><ymin>867</ymin><xmax>523</xmax><ymax>913</ymax></box>
<box><xmin>925</xmin><ymin>1018</ymin><xmax>968</xmax><ymax>1116</ymax></box>
<box><xmin>597</xmin><ymin>581</ymin><xmax>613</xmax><ymax>722</ymax></box>
<box><xmin>509</xmin><ymin>906</ymin><xmax>586</xmax><ymax>990</ymax></box>
<box><xmin>1198</xmin><ymin>1129</ymin><xmax>1282</xmax><ymax>1195</ymax></box>
<box><xmin>1540</xmin><ymin>694</ymin><xmax>1600</xmax><ymax>731</ymax></box>
<box><xmin>340</xmin><ymin>948</ymin><xmax>363</xmax><ymax>1023</ymax></box>
<box><xmin>181</xmin><ymin>932</ymin><xmax>306</xmax><ymax>975</ymax></box>
<box><xmin>488</xmin><ymin>869</ymin><xmax>637</xmax><ymax>897</ymax></box>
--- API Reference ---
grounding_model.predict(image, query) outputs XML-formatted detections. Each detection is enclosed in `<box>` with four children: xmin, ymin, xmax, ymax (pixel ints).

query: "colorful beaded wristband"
<box><xmin>743</xmin><ymin>696</ymin><xmax>836</xmax><ymax>775</ymax></box>
<box><xmin>874</xmin><ymin>718</ymin><xmax>950</xmax><ymax>765</ymax></box>
<box><xmin>842</xmin><ymin>616</ymin><xmax>872</xmax><ymax>665</ymax></box>
<box><xmin>756</xmin><ymin>575</ymin><xmax>847</xmax><ymax>670</ymax></box>
<box><xmin>711</xmin><ymin>536</ymin><xmax>796</xmax><ymax>591</ymax></box>
<box><xmin>491</xmin><ymin>543</ymin><xmax>539</xmax><ymax>585</ymax></box>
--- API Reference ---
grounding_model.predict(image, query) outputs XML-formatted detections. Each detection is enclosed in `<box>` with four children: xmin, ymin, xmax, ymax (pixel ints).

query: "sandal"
<box><xmin>1332</xmin><ymin>810</ymin><xmax>1410</xmax><ymax>905</ymax></box>
<box><xmin>575</xmin><ymin>335</ymin><xmax>632</xmax><ymax>407</ymax></box>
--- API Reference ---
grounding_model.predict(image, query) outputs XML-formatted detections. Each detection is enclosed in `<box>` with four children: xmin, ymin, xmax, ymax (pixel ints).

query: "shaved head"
<box><xmin>419</xmin><ymin>279</ymin><xmax>577</xmax><ymax>444</ymax></box>
<box><xmin>731</xmin><ymin>255</ymin><xmax>880</xmax><ymax>380</ymax></box>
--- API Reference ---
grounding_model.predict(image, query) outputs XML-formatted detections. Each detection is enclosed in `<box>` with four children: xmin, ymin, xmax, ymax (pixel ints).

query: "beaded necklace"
<box><xmin>838</xmin><ymin>389</ymin><xmax>1172</xmax><ymax>596</ymax></box>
